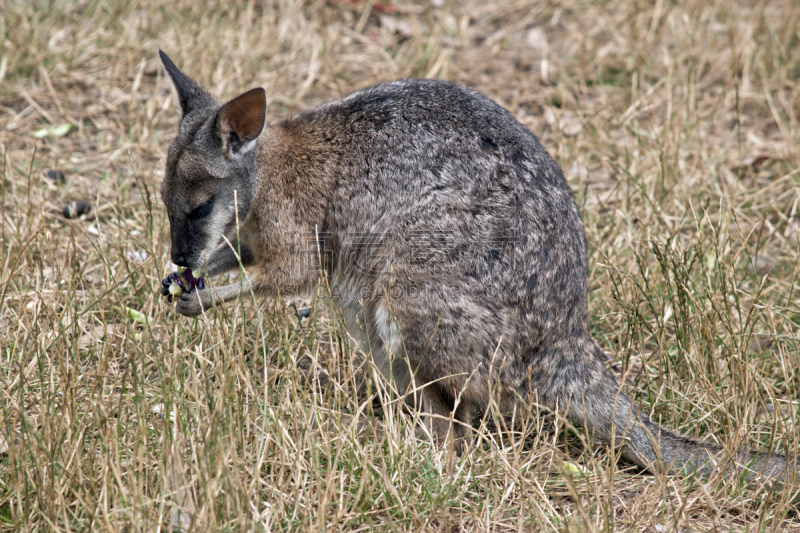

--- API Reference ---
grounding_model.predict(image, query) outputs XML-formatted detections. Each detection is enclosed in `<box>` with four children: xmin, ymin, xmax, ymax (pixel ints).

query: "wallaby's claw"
<box><xmin>160</xmin><ymin>276</ymin><xmax>174</xmax><ymax>296</ymax></box>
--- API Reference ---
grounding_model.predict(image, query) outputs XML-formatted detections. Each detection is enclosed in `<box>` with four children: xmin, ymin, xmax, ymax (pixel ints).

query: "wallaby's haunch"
<box><xmin>157</xmin><ymin>50</ymin><xmax>795</xmax><ymax>484</ymax></box>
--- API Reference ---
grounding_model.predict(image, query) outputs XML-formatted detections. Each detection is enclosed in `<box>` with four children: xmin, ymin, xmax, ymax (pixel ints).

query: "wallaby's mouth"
<box><xmin>187</xmin><ymin>263</ymin><xmax>208</xmax><ymax>277</ymax></box>
<box><xmin>187</xmin><ymin>237</ymin><xmax>227</xmax><ymax>274</ymax></box>
<box><xmin>187</xmin><ymin>253</ymin><xmax>214</xmax><ymax>276</ymax></box>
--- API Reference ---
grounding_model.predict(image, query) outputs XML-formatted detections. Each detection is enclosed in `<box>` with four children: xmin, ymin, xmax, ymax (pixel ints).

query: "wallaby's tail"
<box><xmin>546</xmin><ymin>339</ymin><xmax>796</xmax><ymax>484</ymax></box>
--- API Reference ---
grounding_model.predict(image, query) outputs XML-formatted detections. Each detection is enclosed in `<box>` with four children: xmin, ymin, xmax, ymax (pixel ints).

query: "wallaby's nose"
<box><xmin>173</xmin><ymin>254</ymin><xmax>188</xmax><ymax>267</ymax></box>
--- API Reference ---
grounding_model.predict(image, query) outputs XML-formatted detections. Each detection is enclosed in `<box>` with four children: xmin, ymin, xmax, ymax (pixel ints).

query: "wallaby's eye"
<box><xmin>191</xmin><ymin>198</ymin><xmax>214</xmax><ymax>219</ymax></box>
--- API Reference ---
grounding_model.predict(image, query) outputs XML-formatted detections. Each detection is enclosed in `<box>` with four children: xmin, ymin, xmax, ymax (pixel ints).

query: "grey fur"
<box><xmin>158</xmin><ymin>51</ymin><xmax>796</xmax><ymax>484</ymax></box>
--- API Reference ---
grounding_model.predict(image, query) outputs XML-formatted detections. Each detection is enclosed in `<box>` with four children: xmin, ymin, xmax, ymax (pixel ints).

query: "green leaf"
<box><xmin>50</xmin><ymin>122</ymin><xmax>73</xmax><ymax>137</ymax></box>
<box><xmin>559</xmin><ymin>461</ymin><xmax>588</xmax><ymax>477</ymax></box>
<box><xmin>125</xmin><ymin>306</ymin><xmax>152</xmax><ymax>325</ymax></box>
<box><xmin>31</xmin><ymin>123</ymin><xmax>73</xmax><ymax>139</ymax></box>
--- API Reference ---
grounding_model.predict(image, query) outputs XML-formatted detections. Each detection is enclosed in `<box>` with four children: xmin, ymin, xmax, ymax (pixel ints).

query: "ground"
<box><xmin>1</xmin><ymin>0</ymin><xmax>799</xmax><ymax>531</ymax></box>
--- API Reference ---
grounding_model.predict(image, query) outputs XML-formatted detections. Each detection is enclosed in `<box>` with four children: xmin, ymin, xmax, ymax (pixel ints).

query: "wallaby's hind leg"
<box><xmin>417</xmin><ymin>383</ymin><xmax>476</xmax><ymax>455</ymax></box>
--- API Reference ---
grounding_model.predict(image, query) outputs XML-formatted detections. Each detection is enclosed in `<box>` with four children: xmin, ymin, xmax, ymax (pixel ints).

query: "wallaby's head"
<box><xmin>158</xmin><ymin>50</ymin><xmax>266</xmax><ymax>271</ymax></box>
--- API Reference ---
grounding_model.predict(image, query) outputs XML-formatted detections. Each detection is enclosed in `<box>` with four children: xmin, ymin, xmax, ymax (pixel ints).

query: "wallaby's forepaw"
<box><xmin>174</xmin><ymin>290</ymin><xmax>209</xmax><ymax>317</ymax></box>
<box><xmin>160</xmin><ymin>275</ymin><xmax>177</xmax><ymax>299</ymax></box>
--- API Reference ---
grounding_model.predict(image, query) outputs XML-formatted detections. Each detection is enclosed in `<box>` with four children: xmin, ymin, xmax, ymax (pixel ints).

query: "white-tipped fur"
<box><xmin>372</xmin><ymin>304</ymin><xmax>411</xmax><ymax>394</ymax></box>
<box><xmin>224</xmin><ymin>137</ymin><xmax>258</xmax><ymax>159</ymax></box>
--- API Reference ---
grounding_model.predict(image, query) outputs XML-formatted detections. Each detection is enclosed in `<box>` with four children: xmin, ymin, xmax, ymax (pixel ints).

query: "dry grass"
<box><xmin>1</xmin><ymin>0</ymin><xmax>800</xmax><ymax>530</ymax></box>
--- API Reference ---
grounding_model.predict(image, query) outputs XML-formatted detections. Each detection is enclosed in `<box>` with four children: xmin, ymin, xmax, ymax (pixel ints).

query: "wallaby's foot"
<box><xmin>414</xmin><ymin>389</ymin><xmax>476</xmax><ymax>456</ymax></box>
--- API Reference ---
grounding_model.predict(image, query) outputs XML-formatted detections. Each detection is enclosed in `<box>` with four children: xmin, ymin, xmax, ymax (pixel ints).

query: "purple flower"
<box><xmin>166</xmin><ymin>268</ymin><xmax>205</xmax><ymax>295</ymax></box>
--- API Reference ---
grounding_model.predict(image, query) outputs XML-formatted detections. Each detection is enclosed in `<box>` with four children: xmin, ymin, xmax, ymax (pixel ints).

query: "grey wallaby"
<box><xmin>157</xmin><ymin>50</ymin><xmax>795</xmax><ymax>484</ymax></box>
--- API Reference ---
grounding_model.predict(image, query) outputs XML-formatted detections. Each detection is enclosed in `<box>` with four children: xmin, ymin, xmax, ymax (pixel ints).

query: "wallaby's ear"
<box><xmin>217</xmin><ymin>88</ymin><xmax>267</xmax><ymax>158</ymax></box>
<box><xmin>158</xmin><ymin>50</ymin><xmax>217</xmax><ymax>117</ymax></box>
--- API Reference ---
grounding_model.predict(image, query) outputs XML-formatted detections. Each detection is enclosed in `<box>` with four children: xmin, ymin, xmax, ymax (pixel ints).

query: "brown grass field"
<box><xmin>1</xmin><ymin>0</ymin><xmax>800</xmax><ymax>530</ymax></box>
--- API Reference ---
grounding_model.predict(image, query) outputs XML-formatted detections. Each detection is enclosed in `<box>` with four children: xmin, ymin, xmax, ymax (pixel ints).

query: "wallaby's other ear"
<box><xmin>217</xmin><ymin>88</ymin><xmax>267</xmax><ymax>157</ymax></box>
<box><xmin>158</xmin><ymin>50</ymin><xmax>217</xmax><ymax>116</ymax></box>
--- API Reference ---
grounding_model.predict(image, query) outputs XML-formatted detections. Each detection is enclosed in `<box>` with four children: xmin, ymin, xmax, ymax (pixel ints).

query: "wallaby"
<box><xmin>156</xmin><ymin>50</ymin><xmax>795</xmax><ymax>484</ymax></box>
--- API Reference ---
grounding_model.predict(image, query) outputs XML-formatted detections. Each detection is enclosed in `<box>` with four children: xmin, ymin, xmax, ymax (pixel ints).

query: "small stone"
<box><xmin>63</xmin><ymin>201</ymin><xmax>91</xmax><ymax>219</ymax></box>
<box><xmin>125</xmin><ymin>251</ymin><xmax>148</xmax><ymax>263</ymax></box>
<box><xmin>526</xmin><ymin>27</ymin><xmax>548</xmax><ymax>50</ymax></box>
<box><xmin>560</xmin><ymin>115</ymin><xmax>582</xmax><ymax>136</ymax></box>
<box><xmin>747</xmin><ymin>255</ymin><xmax>774</xmax><ymax>276</ymax></box>
<box><xmin>45</xmin><ymin>169</ymin><xmax>65</xmax><ymax>184</ymax></box>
